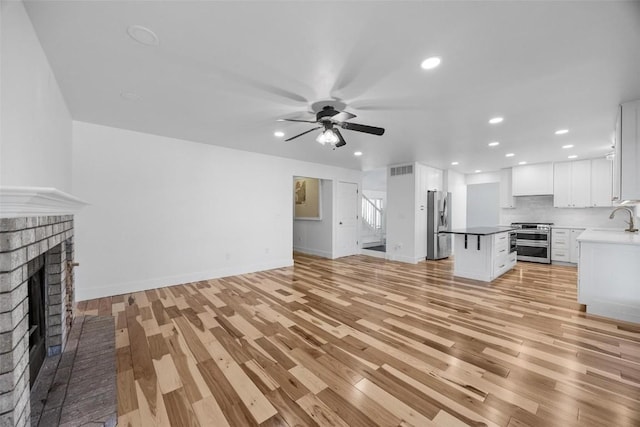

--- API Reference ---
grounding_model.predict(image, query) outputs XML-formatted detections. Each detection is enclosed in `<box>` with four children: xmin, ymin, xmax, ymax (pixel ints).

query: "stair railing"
<box><xmin>362</xmin><ymin>195</ymin><xmax>385</xmax><ymax>244</ymax></box>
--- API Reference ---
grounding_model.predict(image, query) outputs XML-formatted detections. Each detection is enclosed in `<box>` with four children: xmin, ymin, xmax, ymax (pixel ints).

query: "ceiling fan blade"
<box><xmin>333</xmin><ymin>128</ymin><xmax>347</xmax><ymax>148</ymax></box>
<box><xmin>284</xmin><ymin>126</ymin><xmax>322</xmax><ymax>142</ymax></box>
<box><xmin>331</xmin><ymin>111</ymin><xmax>357</xmax><ymax>122</ymax></box>
<box><xmin>278</xmin><ymin>118</ymin><xmax>318</xmax><ymax>123</ymax></box>
<box><xmin>340</xmin><ymin>122</ymin><xmax>385</xmax><ymax>136</ymax></box>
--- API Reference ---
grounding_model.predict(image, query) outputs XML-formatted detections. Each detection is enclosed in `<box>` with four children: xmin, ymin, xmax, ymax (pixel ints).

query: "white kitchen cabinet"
<box><xmin>499</xmin><ymin>168</ymin><xmax>515</xmax><ymax>208</ymax></box>
<box><xmin>570</xmin><ymin>229</ymin><xmax>582</xmax><ymax>263</ymax></box>
<box><xmin>612</xmin><ymin>99</ymin><xmax>640</xmax><ymax>202</ymax></box>
<box><xmin>512</xmin><ymin>163</ymin><xmax>554</xmax><ymax>196</ymax></box>
<box><xmin>553</xmin><ymin>163</ymin><xmax>572</xmax><ymax>207</ymax></box>
<box><xmin>551</xmin><ymin>227</ymin><xmax>584</xmax><ymax>264</ymax></box>
<box><xmin>551</xmin><ymin>228</ymin><xmax>571</xmax><ymax>262</ymax></box>
<box><xmin>553</xmin><ymin>160</ymin><xmax>591</xmax><ymax>208</ymax></box>
<box><xmin>578</xmin><ymin>229</ymin><xmax>640</xmax><ymax>324</ymax></box>
<box><xmin>590</xmin><ymin>158</ymin><xmax>613</xmax><ymax>207</ymax></box>
<box><xmin>451</xmin><ymin>230</ymin><xmax>516</xmax><ymax>281</ymax></box>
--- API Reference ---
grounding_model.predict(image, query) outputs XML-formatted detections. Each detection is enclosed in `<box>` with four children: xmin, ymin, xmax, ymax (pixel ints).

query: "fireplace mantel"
<box><xmin>0</xmin><ymin>186</ymin><xmax>88</xmax><ymax>218</ymax></box>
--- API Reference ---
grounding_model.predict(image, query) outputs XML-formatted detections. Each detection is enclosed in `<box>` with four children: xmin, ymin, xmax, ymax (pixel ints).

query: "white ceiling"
<box><xmin>24</xmin><ymin>1</ymin><xmax>640</xmax><ymax>174</ymax></box>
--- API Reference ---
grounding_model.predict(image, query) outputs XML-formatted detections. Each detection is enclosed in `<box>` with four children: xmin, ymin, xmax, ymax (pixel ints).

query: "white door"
<box><xmin>336</xmin><ymin>182</ymin><xmax>359</xmax><ymax>257</ymax></box>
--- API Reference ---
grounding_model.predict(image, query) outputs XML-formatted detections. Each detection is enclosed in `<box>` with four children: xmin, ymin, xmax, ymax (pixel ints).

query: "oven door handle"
<box><xmin>516</xmin><ymin>240</ymin><xmax>549</xmax><ymax>247</ymax></box>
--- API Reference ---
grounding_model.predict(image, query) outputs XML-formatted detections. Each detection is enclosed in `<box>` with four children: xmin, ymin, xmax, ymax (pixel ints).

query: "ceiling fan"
<box><xmin>279</xmin><ymin>105</ymin><xmax>385</xmax><ymax>148</ymax></box>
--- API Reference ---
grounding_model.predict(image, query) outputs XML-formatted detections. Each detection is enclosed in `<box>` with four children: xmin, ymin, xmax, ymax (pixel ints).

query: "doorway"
<box><xmin>293</xmin><ymin>177</ymin><xmax>333</xmax><ymax>258</ymax></box>
<box><xmin>361</xmin><ymin>168</ymin><xmax>387</xmax><ymax>253</ymax></box>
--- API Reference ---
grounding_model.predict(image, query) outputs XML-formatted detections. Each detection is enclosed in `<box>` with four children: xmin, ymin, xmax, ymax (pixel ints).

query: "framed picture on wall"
<box><xmin>294</xmin><ymin>177</ymin><xmax>321</xmax><ymax>220</ymax></box>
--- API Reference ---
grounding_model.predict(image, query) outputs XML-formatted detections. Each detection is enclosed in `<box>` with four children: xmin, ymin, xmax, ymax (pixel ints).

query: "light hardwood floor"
<box><xmin>79</xmin><ymin>254</ymin><xmax>640</xmax><ymax>427</ymax></box>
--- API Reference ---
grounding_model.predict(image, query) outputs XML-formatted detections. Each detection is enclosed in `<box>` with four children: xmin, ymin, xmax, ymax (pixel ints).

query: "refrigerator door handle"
<box><xmin>440</xmin><ymin>197</ymin><xmax>448</xmax><ymax>228</ymax></box>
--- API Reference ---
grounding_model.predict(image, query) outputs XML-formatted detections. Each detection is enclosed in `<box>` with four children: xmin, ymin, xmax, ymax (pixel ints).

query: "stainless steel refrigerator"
<box><xmin>426</xmin><ymin>190</ymin><xmax>452</xmax><ymax>260</ymax></box>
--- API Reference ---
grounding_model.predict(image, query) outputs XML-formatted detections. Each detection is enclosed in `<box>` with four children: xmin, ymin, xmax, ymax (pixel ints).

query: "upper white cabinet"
<box><xmin>613</xmin><ymin>99</ymin><xmax>640</xmax><ymax>202</ymax></box>
<box><xmin>553</xmin><ymin>160</ymin><xmax>591</xmax><ymax>208</ymax></box>
<box><xmin>499</xmin><ymin>168</ymin><xmax>515</xmax><ymax>208</ymax></box>
<box><xmin>512</xmin><ymin>163</ymin><xmax>554</xmax><ymax>196</ymax></box>
<box><xmin>590</xmin><ymin>158</ymin><xmax>613</xmax><ymax>207</ymax></box>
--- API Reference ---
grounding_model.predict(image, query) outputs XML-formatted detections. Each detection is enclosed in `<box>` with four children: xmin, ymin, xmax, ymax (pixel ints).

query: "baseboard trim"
<box><xmin>361</xmin><ymin>248</ymin><xmax>386</xmax><ymax>259</ymax></box>
<box><xmin>293</xmin><ymin>246</ymin><xmax>333</xmax><ymax>259</ymax></box>
<box><xmin>386</xmin><ymin>254</ymin><xmax>419</xmax><ymax>264</ymax></box>
<box><xmin>585</xmin><ymin>301</ymin><xmax>640</xmax><ymax>324</ymax></box>
<box><xmin>75</xmin><ymin>258</ymin><xmax>294</xmax><ymax>301</ymax></box>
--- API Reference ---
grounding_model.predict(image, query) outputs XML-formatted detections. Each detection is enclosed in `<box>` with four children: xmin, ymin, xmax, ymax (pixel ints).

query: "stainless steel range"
<box><xmin>511</xmin><ymin>222</ymin><xmax>553</xmax><ymax>264</ymax></box>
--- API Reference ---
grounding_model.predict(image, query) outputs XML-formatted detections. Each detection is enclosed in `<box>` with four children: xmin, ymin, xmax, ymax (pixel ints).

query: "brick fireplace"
<box><xmin>0</xmin><ymin>215</ymin><xmax>75</xmax><ymax>427</ymax></box>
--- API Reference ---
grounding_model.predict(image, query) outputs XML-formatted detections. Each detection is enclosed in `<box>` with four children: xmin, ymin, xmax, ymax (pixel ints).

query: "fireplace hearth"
<box><xmin>0</xmin><ymin>216</ymin><xmax>75</xmax><ymax>427</ymax></box>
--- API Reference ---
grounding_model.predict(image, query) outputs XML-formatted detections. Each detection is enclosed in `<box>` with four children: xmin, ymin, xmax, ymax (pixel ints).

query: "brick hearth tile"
<box><xmin>0</xmin><ymin>218</ymin><xmax>27</xmax><ymax>232</ymax></box>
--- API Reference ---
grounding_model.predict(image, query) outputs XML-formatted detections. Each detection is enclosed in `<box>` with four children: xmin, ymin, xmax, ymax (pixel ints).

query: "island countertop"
<box><xmin>440</xmin><ymin>226</ymin><xmax>517</xmax><ymax>236</ymax></box>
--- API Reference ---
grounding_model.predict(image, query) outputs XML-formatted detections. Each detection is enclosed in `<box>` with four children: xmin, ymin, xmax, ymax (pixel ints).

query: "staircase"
<box><xmin>361</xmin><ymin>195</ymin><xmax>385</xmax><ymax>250</ymax></box>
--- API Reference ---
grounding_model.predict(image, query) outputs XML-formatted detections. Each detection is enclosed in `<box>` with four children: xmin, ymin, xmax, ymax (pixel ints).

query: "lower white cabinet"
<box><xmin>578</xmin><ymin>233</ymin><xmax>640</xmax><ymax>324</ymax></box>
<box><xmin>452</xmin><ymin>232</ymin><xmax>516</xmax><ymax>281</ymax></box>
<box><xmin>570</xmin><ymin>229</ymin><xmax>581</xmax><ymax>263</ymax></box>
<box><xmin>551</xmin><ymin>228</ymin><xmax>584</xmax><ymax>264</ymax></box>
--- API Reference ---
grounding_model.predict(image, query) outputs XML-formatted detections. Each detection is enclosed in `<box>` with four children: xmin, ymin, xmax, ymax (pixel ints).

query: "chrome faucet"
<box><xmin>609</xmin><ymin>207</ymin><xmax>638</xmax><ymax>232</ymax></box>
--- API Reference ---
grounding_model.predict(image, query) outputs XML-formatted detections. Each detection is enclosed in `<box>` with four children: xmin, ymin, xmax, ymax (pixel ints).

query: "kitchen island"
<box><xmin>440</xmin><ymin>227</ymin><xmax>517</xmax><ymax>282</ymax></box>
<box><xmin>577</xmin><ymin>228</ymin><xmax>640</xmax><ymax>324</ymax></box>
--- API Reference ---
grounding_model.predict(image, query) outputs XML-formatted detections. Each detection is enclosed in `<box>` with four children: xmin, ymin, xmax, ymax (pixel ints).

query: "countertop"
<box><xmin>440</xmin><ymin>226</ymin><xmax>517</xmax><ymax>236</ymax></box>
<box><xmin>577</xmin><ymin>228</ymin><xmax>640</xmax><ymax>246</ymax></box>
<box><xmin>550</xmin><ymin>225</ymin><xmax>586</xmax><ymax>230</ymax></box>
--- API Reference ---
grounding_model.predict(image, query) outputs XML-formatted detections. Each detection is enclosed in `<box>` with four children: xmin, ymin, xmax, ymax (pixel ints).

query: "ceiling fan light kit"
<box><xmin>316</xmin><ymin>129</ymin><xmax>339</xmax><ymax>145</ymax></box>
<box><xmin>281</xmin><ymin>105</ymin><xmax>384</xmax><ymax>149</ymax></box>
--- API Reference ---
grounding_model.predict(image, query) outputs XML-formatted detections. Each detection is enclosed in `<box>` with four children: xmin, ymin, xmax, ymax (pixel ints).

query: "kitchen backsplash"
<box><xmin>500</xmin><ymin>196</ymin><xmax>637</xmax><ymax>228</ymax></box>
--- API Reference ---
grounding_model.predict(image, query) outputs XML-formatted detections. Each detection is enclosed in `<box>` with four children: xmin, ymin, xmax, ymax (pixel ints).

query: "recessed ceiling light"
<box><xmin>120</xmin><ymin>91</ymin><xmax>141</xmax><ymax>101</ymax></box>
<box><xmin>505</xmin><ymin>153</ymin><xmax>515</xmax><ymax>157</ymax></box>
<box><xmin>488</xmin><ymin>141</ymin><xmax>500</xmax><ymax>147</ymax></box>
<box><xmin>568</xmin><ymin>155</ymin><xmax>578</xmax><ymax>159</ymax></box>
<box><xmin>274</xmin><ymin>131</ymin><xmax>284</xmax><ymax>138</ymax></box>
<box><xmin>475</xmin><ymin>169</ymin><xmax>482</xmax><ymax>173</ymax></box>
<box><xmin>555</xmin><ymin>129</ymin><xmax>569</xmax><ymax>135</ymax></box>
<box><xmin>518</xmin><ymin>161</ymin><xmax>527</xmax><ymax>165</ymax></box>
<box><xmin>420</xmin><ymin>57</ymin><xmax>441</xmax><ymax>70</ymax></box>
<box><xmin>562</xmin><ymin>144</ymin><xmax>574</xmax><ymax>149</ymax></box>
<box><xmin>354</xmin><ymin>151</ymin><xmax>363</xmax><ymax>156</ymax></box>
<box><xmin>451</xmin><ymin>161</ymin><xmax>459</xmax><ymax>166</ymax></box>
<box><xmin>127</xmin><ymin>25</ymin><xmax>159</xmax><ymax>46</ymax></box>
<box><xmin>489</xmin><ymin>117</ymin><xmax>503</xmax><ymax>124</ymax></box>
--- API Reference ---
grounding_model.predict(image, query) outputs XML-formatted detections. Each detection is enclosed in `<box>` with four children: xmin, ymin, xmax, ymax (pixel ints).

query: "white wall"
<box><xmin>72</xmin><ymin>121</ymin><xmax>361</xmax><ymax>300</ymax></box>
<box><xmin>386</xmin><ymin>170</ymin><xmax>415</xmax><ymax>263</ymax></box>
<box><xmin>465</xmin><ymin>171</ymin><xmax>500</xmax><ymax>186</ymax></box>
<box><xmin>293</xmin><ymin>179</ymin><xmax>333</xmax><ymax>258</ymax></box>
<box><xmin>0</xmin><ymin>1</ymin><xmax>72</xmax><ymax>191</ymax></box>
<box><xmin>362</xmin><ymin>168</ymin><xmax>386</xmax><ymax>192</ymax></box>
<box><xmin>445</xmin><ymin>170</ymin><xmax>466</xmax><ymax>252</ymax></box>
<box><xmin>362</xmin><ymin>190</ymin><xmax>386</xmax><ymax>203</ymax></box>
<box><xmin>467</xmin><ymin>183</ymin><xmax>500</xmax><ymax>227</ymax></box>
